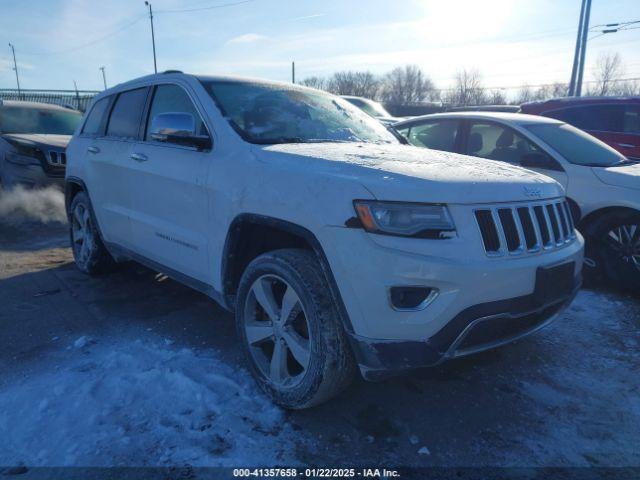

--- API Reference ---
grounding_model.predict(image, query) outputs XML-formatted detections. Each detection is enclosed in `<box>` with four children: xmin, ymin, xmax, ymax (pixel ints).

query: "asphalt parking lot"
<box><xmin>1</xmin><ymin>213</ymin><xmax>639</xmax><ymax>470</ymax></box>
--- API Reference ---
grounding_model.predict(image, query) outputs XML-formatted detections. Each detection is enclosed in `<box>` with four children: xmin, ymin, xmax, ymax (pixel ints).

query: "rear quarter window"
<box><xmin>82</xmin><ymin>97</ymin><xmax>111</xmax><ymax>136</ymax></box>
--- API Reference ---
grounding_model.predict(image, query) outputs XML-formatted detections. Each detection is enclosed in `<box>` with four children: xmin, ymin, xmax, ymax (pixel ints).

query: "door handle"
<box><xmin>130</xmin><ymin>153</ymin><xmax>148</xmax><ymax>162</ymax></box>
<box><xmin>618</xmin><ymin>143</ymin><xmax>635</xmax><ymax>149</ymax></box>
<box><xmin>87</xmin><ymin>146</ymin><xmax>100</xmax><ymax>154</ymax></box>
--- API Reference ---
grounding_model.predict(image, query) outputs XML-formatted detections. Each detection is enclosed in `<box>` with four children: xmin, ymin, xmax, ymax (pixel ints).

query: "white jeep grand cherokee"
<box><xmin>65</xmin><ymin>72</ymin><xmax>584</xmax><ymax>408</ymax></box>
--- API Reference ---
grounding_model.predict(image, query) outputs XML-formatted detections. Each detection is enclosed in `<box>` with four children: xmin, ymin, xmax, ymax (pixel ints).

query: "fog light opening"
<box><xmin>389</xmin><ymin>286</ymin><xmax>438</xmax><ymax>311</ymax></box>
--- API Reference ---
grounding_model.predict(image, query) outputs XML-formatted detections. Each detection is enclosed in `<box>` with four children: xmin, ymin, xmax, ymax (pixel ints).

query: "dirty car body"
<box><xmin>65</xmin><ymin>73</ymin><xmax>583</xmax><ymax>407</ymax></box>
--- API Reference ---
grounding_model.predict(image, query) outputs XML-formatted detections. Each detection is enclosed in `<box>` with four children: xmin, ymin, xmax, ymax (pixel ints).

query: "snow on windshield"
<box><xmin>203</xmin><ymin>80</ymin><xmax>398</xmax><ymax>145</ymax></box>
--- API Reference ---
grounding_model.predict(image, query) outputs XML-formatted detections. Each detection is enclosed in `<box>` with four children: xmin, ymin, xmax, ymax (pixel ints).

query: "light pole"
<box><xmin>8</xmin><ymin>43</ymin><xmax>21</xmax><ymax>98</ymax></box>
<box><xmin>568</xmin><ymin>0</ymin><xmax>587</xmax><ymax>96</ymax></box>
<box><xmin>145</xmin><ymin>1</ymin><xmax>158</xmax><ymax>73</ymax></box>
<box><xmin>99</xmin><ymin>66</ymin><xmax>107</xmax><ymax>89</ymax></box>
<box><xmin>575</xmin><ymin>0</ymin><xmax>592</xmax><ymax>96</ymax></box>
<box><xmin>292</xmin><ymin>61</ymin><xmax>295</xmax><ymax>84</ymax></box>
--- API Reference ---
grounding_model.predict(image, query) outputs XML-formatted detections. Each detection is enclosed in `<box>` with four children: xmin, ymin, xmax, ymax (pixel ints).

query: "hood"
<box><xmin>256</xmin><ymin>143</ymin><xmax>563</xmax><ymax>204</ymax></box>
<box><xmin>592</xmin><ymin>163</ymin><xmax>640</xmax><ymax>190</ymax></box>
<box><xmin>1</xmin><ymin>133</ymin><xmax>71</xmax><ymax>150</ymax></box>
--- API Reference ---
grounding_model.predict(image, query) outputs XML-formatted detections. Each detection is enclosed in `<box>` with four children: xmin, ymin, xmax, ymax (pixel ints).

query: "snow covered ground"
<box><xmin>0</xmin><ymin>334</ymin><xmax>302</xmax><ymax>467</ymax></box>
<box><xmin>0</xmin><ymin>204</ymin><xmax>638</xmax><ymax>470</ymax></box>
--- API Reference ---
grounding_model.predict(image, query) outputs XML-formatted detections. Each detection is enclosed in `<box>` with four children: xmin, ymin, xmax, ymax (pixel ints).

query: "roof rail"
<box><xmin>162</xmin><ymin>70</ymin><xmax>183</xmax><ymax>74</ymax></box>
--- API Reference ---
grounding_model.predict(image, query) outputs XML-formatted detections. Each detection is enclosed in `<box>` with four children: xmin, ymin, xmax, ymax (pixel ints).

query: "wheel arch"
<box><xmin>578</xmin><ymin>205</ymin><xmax>640</xmax><ymax>235</ymax></box>
<box><xmin>221</xmin><ymin>214</ymin><xmax>354</xmax><ymax>333</ymax></box>
<box><xmin>64</xmin><ymin>176</ymin><xmax>88</xmax><ymax>216</ymax></box>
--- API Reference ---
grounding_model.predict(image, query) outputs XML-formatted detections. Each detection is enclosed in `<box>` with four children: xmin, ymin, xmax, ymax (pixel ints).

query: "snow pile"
<box><xmin>0</xmin><ymin>185</ymin><xmax>66</xmax><ymax>224</ymax></box>
<box><xmin>0</xmin><ymin>337</ymin><xmax>300</xmax><ymax>466</ymax></box>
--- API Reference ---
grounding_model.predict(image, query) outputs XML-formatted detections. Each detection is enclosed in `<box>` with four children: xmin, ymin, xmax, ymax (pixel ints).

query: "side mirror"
<box><xmin>520</xmin><ymin>152</ymin><xmax>562</xmax><ymax>171</ymax></box>
<box><xmin>149</xmin><ymin>112</ymin><xmax>211</xmax><ymax>150</ymax></box>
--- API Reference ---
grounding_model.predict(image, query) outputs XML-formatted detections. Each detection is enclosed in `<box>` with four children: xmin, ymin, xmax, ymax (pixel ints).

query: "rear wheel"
<box><xmin>236</xmin><ymin>249</ymin><xmax>356</xmax><ymax>409</ymax></box>
<box><xmin>69</xmin><ymin>191</ymin><xmax>115</xmax><ymax>275</ymax></box>
<box><xmin>586</xmin><ymin>210</ymin><xmax>640</xmax><ymax>291</ymax></box>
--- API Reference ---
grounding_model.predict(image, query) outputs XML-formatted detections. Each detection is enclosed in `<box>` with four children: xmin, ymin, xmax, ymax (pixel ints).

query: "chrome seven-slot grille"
<box><xmin>48</xmin><ymin>150</ymin><xmax>67</xmax><ymax>166</ymax></box>
<box><xmin>474</xmin><ymin>199</ymin><xmax>576</xmax><ymax>256</ymax></box>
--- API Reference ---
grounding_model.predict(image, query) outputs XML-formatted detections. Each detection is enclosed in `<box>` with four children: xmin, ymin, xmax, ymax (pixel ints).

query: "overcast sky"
<box><xmin>0</xmin><ymin>0</ymin><xmax>638</xmax><ymax>93</ymax></box>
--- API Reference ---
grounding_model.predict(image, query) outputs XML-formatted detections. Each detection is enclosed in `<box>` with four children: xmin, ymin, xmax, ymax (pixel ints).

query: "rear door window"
<box><xmin>401</xmin><ymin>120</ymin><xmax>460</xmax><ymax>151</ymax></box>
<box><xmin>106</xmin><ymin>87</ymin><xmax>149</xmax><ymax>139</ymax></box>
<box><xmin>82</xmin><ymin>97</ymin><xmax>111</xmax><ymax>135</ymax></box>
<box><xmin>466</xmin><ymin>122</ymin><xmax>547</xmax><ymax>164</ymax></box>
<box><xmin>546</xmin><ymin>105</ymin><xmax>625</xmax><ymax>133</ymax></box>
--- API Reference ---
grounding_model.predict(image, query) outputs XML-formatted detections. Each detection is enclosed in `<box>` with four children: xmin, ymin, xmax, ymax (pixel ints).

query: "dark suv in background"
<box><xmin>0</xmin><ymin>100</ymin><xmax>82</xmax><ymax>189</ymax></box>
<box><xmin>521</xmin><ymin>97</ymin><xmax>640</xmax><ymax>160</ymax></box>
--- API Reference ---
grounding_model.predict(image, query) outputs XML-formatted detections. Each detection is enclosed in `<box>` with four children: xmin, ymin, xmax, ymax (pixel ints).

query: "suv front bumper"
<box><xmin>318</xmin><ymin>225</ymin><xmax>584</xmax><ymax>378</ymax></box>
<box><xmin>349</xmin><ymin>276</ymin><xmax>580</xmax><ymax>380</ymax></box>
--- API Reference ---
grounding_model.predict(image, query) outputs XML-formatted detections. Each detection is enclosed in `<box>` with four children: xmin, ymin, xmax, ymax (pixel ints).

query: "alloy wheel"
<box><xmin>71</xmin><ymin>203</ymin><xmax>95</xmax><ymax>266</ymax></box>
<box><xmin>605</xmin><ymin>224</ymin><xmax>640</xmax><ymax>272</ymax></box>
<box><xmin>243</xmin><ymin>274</ymin><xmax>312</xmax><ymax>387</ymax></box>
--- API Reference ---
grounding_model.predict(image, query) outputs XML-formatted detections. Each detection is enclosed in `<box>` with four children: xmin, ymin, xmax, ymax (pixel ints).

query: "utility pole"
<box><xmin>145</xmin><ymin>1</ymin><xmax>158</xmax><ymax>73</ymax></box>
<box><xmin>568</xmin><ymin>0</ymin><xmax>587</xmax><ymax>96</ymax></box>
<box><xmin>73</xmin><ymin>80</ymin><xmax>81</xmax><ymax>110</ymax></box>
<box><xmin>99</xmin><ymin>66</ymin><xmax>107</xmax><ymax>89</ymax></box>
<box><xmin>575</xmin><ymin>0</ymin><xmax>592</xmax><ymax>96</ymax></box>
<box><xmin>8</xmin><ymin>43</ymin><xmax>21</xmax><ymax>99</ymax></box>
<box><xmin>291</xmin><ymin>61</ymin><xmax>295</xmax><ymax>84</ymax></box>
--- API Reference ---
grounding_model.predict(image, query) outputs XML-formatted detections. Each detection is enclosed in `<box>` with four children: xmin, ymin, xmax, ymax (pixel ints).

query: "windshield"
<box><xmin>0</xmin><ymin>106</ymin><xmax>82</xmax><ymax>135</ymax></box>
<box><xmin>202</xmin><ymin>80</ymin><xmax>398</xmax><ymax>145</ymax></box>
<box><xmin>524</xmin><ymin>122</ymin><xmax>627</xmax><ymax>167</ymax></box>
<box><xmin>345</xmin><ymin>97</ymin><xmax>392</xmax><ymax>118</ymax></box>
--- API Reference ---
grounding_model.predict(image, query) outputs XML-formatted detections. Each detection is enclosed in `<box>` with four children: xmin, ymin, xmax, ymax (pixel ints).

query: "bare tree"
<box><xmin>514</xmin><ymin>85</ymin><xmax>535</xmax><ymax>104</ymax></box>
<box><xmin>488</xmin><ymin>89</ymin><xmax>508</xmax><ymax>105</ymax></box>
<box><xmin>616</xmin><ymin>79</ymin><xmax>640</xmax><ymax>96</ymax></box>
<box><xmin>445</xmin><ymin>69</ymin><xmax>487</xmax><ymax>106</ymax></box>
<box><xmin>536</xmin><ymin>82</ymin><xmax>568</xmax><ymax>100</ymax></box>
<box><xmin>300</xmin><ymin>76</ymin><xmax>327</xmax><ymax>90</ymax></box>
<box><xmin>325</xmin><ymin>71</ymin><xmax>380</xmax><ymax>98</ymax></box>
<box><xmin>379</xmin><ymin>65</ymin><xmax>436</xmax><ymax>105</ymax></box>
<box><xmin>591</xmin><ymin>52</ymin><xmax>624</xmax><ymax>96</ymax></box>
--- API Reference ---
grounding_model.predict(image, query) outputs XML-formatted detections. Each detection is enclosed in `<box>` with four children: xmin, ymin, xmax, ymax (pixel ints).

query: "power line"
<box><xmin>155</xmin><ymin>0</ymin><xmax>255</xmax><ymax>14</ymax></box>
<box><xmin>19</xmin><ymin>14</ymin><xmax>146</xmax><ymax>56</ymax></box>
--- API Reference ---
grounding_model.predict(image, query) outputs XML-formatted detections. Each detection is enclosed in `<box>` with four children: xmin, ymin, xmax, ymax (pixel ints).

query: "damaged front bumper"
<box><xmin>349</xmin><ymin>275</ymin><xmax>581</xmax><ymax>381</ymax></box>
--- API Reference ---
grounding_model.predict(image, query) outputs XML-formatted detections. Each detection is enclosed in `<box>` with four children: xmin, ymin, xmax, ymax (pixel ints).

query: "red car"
<box><xmin>521</xmin><ymin>97</ymin><xmax>640</xmax><ymax>160</ymax></box>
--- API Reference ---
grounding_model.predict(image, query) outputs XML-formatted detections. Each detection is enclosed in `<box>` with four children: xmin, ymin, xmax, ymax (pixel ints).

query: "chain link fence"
<box><xmin>0</xmin><ymin>89</ymin><xmax>99</xmax><ymax>112</ymax></box>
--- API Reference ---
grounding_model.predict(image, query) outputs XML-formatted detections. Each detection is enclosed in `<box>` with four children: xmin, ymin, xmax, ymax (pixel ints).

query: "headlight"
<box><xmin>4</xmin><ymin>139</ymin><xmax>43</xmax><ymax>166</ymax></box>
<box><xmin>353</xmin><ymin>200</ymin><xmax>456</xmax><ymax>238</ymax></box>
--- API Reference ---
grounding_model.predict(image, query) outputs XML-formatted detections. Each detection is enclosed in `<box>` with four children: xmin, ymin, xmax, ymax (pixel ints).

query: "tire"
<box><xmin>236</xmin><ymin>248</ymin><xmax>356</xmax><ymax>409</ymax></box>
<box><xmin>585</xmin><ymin>210</ymin><xmax>640</xmax><ymax>291</ymax></box>
<box><xmin>68</xmin><ymin>191</ymin><xmax>115</xmax><ymax>275</ymax></box>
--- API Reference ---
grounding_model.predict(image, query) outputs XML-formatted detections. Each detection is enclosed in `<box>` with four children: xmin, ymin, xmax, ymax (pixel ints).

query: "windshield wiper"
<box><xmin>251</xmin><ymin>137</ymin><xmax>307</xmax><ymax>145</ymax></box>
<box><xmin>617</xmin><ymin>159</ymin><xmax>639</xmax><ymax>166</ymax></box>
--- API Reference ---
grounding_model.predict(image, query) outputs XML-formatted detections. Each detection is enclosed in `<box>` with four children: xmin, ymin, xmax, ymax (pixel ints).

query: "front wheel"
<box><xmin>236</xmin><ymin>249</ymin><xmax>356</xmax><ymax>409</ymax></box>
<box><xmin>587</xmin><ymin>211</ymin><xmax>640</xmax><ymax>291</ymax></box>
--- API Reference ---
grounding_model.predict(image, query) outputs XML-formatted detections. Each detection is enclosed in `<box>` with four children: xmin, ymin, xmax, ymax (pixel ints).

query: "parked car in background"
<box><xmin>0</xmin><ymin>100</ymin><xmax>82</xmax><ymax>189</ymax></box>
<box><xmin>394</xmin><ymin>112</ymin><xmax>640</xmax><ymax>289</ymax></box>
<box><xmin>65</xmin><ymin>72</ymin><xmax>582</xmax><ymax>408</ymax></box>
<box><xmin>521</xmin><ymin>97</ymin><xmax>640</xmax><ymax>160</ymax></box>
<box><xmin>447</xmin><ymin>105</ymin><xmax>520</xmax><ymax>113</ymax></box>
<box><xmin>341</xmin><ymin>95</ymin><xmax>405</xmax><ymax>125</ymax></box>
